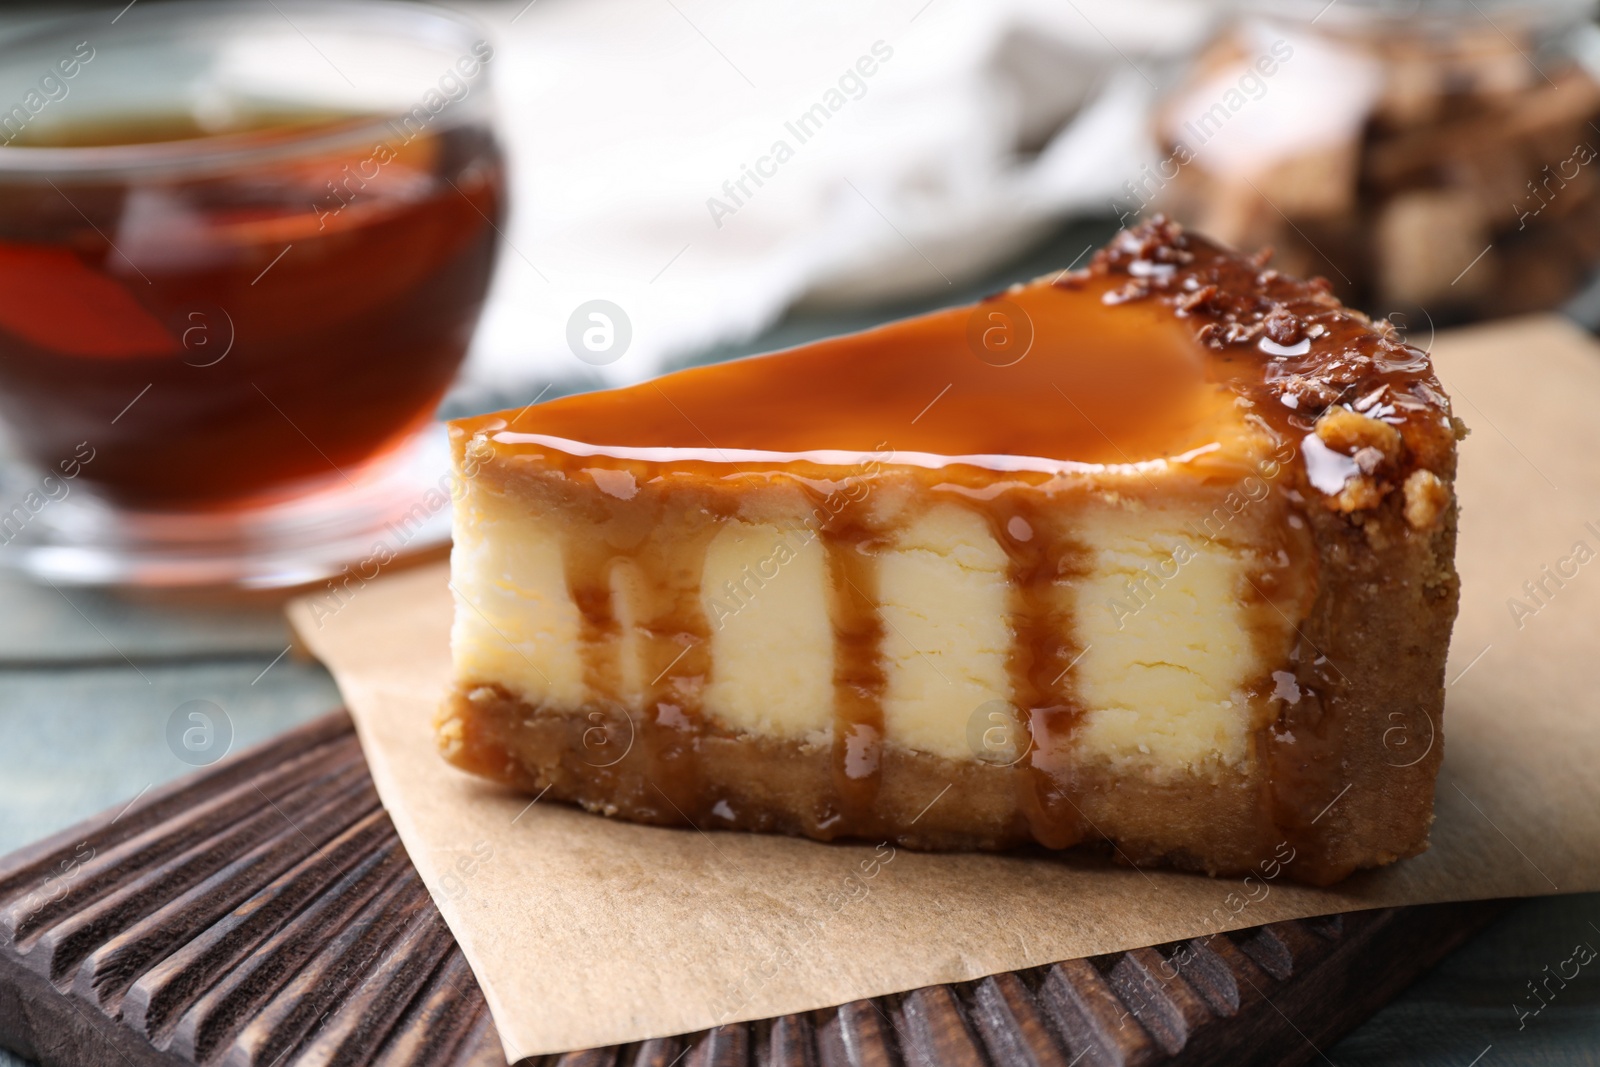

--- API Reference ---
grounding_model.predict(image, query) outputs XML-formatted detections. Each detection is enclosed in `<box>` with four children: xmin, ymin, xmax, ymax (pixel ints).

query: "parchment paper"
<box><xmin>288</xmin><ymin>314</ymin><xmax>1600</xmax><ymax>1061</ymax></box>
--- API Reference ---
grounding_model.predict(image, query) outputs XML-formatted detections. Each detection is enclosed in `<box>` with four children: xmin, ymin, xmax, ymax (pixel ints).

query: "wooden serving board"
<box><xmin>0</xmin><ymin>711</ymin><xmax>1506</xmax><ymax>1067</ymax></box>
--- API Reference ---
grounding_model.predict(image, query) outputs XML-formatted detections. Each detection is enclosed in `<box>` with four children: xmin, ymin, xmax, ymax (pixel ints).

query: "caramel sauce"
<box><xmin>990</xmin><ymin>499</ymin><xmax>1092</xmax><ymax>850</ymax></box>
<box><xmin>629</xmin><ymin>511</ymin><xmax>720</xmax><ymax>824</ymax></box>
<box><xmin>455</xmin><ymin>218</ymin><xmax>1455</xmax><ymax>850</ymax></box>
<box><xmin>497</xmin><ymin>276</ymin><xmax>1235</xmax><ymax>468</ymax></box>
<box><xmin>819</xmin><ymin>513</ymin><xmax>888</xmax><ymax>833</ymax></box>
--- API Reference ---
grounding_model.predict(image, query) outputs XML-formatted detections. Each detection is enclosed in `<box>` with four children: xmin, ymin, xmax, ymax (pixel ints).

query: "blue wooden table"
<box><xmin>2</xmin><ymin>219</ymin><xmax>1597</xmax><ymax>1066</ymax></box>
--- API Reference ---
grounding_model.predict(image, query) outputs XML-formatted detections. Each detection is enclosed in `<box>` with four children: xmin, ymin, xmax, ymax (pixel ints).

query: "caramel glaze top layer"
<box><xmin>448</xmin><ymin>217</ymin><xmax>1458</xmax><ymax>873</ymax></box>
<box><xmin>485</xmin><ymin>276</ymin><xmax>1238</xmax><ymax>471</ymax></box>
<box><xmin>459</xmin><ymin>216</ymin><xmax>1455</xmax><ymax>491</ymax></box>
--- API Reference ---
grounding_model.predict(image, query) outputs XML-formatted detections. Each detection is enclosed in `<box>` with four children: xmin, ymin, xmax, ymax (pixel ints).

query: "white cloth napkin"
<box><xmin>446</xmin><ymin>0</ymin><xmax>1217</xmax><ymax>394</ymax></box>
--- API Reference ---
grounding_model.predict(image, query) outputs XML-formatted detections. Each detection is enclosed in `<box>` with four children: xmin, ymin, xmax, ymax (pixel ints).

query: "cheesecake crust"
<box><xmin>442</xmin><ymin>682</ymin><xmax>1292</xmax><ymax>875</ymax></box>
<box><xmin>438</xmin><ymin>218</ymin><xmax>1461</xmax><ymax>886</ymax></box>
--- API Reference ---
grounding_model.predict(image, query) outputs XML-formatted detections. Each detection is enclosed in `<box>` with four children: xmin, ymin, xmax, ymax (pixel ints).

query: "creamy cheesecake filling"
<box><xmin>876</xmin><ymin>502</ymin><xmax>1014</xmax><ymax>762</ymax></box>
<box><xmin>445</xmin><ymin>270</ymin><xmax>1325</xmax><ymax>789</ymax></box>
<box><xmin>700</xmin><ymin>519</ymin><xmax>836</xmax><ymax>740</ymax></box>
<box><xmin>449</xmin><ymin>502</ymin><xmax>585</xmax><ymax>710</ymax></box>
<box><xmin>1070</xmin><ymin>496</ymin><xmax>1309</xmax><ymax>776</ymax></box>
<box><xmin>448</xmin><ymin>449</ymin><xmax>1311</xmax><ymax>784</ymax></box>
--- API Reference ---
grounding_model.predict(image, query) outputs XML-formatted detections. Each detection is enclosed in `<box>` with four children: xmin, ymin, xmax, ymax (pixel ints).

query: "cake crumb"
<box><xmin>1316</xmin><ymin>406</ymin><xmax>1402</xmax><ymax>463</ymax></box>
<box><xmin>436</xmin><ymin>713</ymin><xmax>466</xmax><ymax>758</ymax></box>
<box><xmin>1403</xmin><ymin>469</ymin><xmax>1451</xmax><ymax>531</ymax></box>
<box><xmin>1332</xmin><ymin>474</ymin><xmax>1386</xmax><ymax>513</ymax></box>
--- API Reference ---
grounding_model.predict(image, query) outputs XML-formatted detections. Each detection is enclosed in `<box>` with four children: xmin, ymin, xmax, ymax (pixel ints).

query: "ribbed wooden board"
<box><xmin>0</xmin><ymin>711</ymin><xmax>1506</xmax><ymax>1067</ymax></box>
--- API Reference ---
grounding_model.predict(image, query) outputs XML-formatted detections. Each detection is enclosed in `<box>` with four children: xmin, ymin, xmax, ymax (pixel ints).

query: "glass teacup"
<box><xmin>0</xmin><ymin>0</ymin><xmax>505</xmax><ymax>587</ymax></box>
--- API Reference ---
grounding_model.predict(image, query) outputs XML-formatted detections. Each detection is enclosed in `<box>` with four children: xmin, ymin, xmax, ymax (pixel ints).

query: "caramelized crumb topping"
<box><xmin>1074</xmin><ymin>216</ymin><xmax>1459</xmax><ymax>518</ymax></box>
<box><xmin>1315</xmin><ymin>407</ymin><xmax>1402</xmax><ymax>465</ymax></box>
<box><xmin>1403</xmin><ymin>469</ymin><xmax>1452</xmax><ymax>531</ymax></box>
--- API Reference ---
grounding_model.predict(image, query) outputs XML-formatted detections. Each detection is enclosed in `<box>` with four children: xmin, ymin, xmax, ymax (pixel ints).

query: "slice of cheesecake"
<box><xmin>437</xmin><ymin>218</ymin><xmax>1462</xmax><ymax>885</ymax></box>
